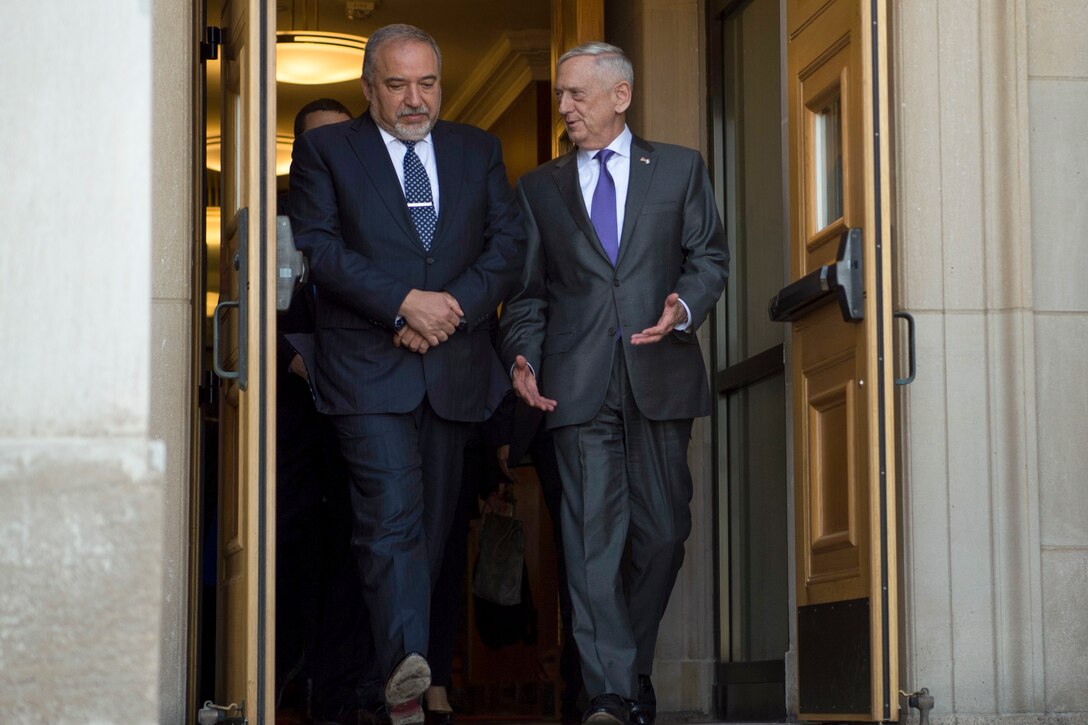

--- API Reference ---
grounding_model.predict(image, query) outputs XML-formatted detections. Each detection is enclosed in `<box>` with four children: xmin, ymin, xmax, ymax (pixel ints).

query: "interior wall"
<box><xmin>485</xmin><ymin>81</ymin><xmax>552</xmax><ymax>184</ymax></box>
<box><xmin>606</xmin><ymin>0</ymin><xmax>716</xmax><ymax>716</ymax></box>
<box><xmin>0</xmin><ymin>3</ymin><xmax>166</xmax><ymax>722</ymax></box>
<box><xmin>893</xmin><ymin>1</ymin><xmax>1088</xmax><ymax>721</ymax></box>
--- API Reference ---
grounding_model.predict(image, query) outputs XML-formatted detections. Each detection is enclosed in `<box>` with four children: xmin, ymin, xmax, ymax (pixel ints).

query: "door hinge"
<box><xmin>199</xmin><ymin>370</ymin><xmax>219</xmax><ymax>409</ymax></box>
<box><xmin>197</xmin><ymin>700</ymin><xmax>245</xmax><ymax>725</ymax></box>
<box><xmin>201</xmin><ymin>26</ymin><xmax>222</xmax><ymax>62</ymax></box>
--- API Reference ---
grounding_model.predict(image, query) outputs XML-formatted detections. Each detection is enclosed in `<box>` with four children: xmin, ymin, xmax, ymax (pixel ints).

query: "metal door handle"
<box><xmin>209</xmin><ymin>207</ymin><xmax>248</xmax><ymax>389</ymax></box>
<box><xmin>894</xmin><ymin>311</ymin><xmax>916</xmax><ymax>385</ymax></box>
<box><xmin>212</xmin><ymin>299</ymin><xmax>240</xmax><ymax>381</ymax></box>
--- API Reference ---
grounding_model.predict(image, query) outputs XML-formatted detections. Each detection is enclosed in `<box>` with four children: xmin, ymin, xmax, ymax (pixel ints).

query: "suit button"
<box><xmin>613</xmin><ymin>280</ymin><xmax>620</xmax><ymax>287</ymax></box>
<box><xmin>426</xmin><ymin>257</ymin><xmax>435</xmax><ymax>265</ymax></box>
<box><xmin>607</xmin><ymin>327</ymin><xmax>616</xmax><ymax>336</ymax></box>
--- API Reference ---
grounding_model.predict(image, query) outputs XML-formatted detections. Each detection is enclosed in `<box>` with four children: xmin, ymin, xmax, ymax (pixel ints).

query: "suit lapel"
<box><xmin>345</xmin><ymin>113</ymin><xmax>419</xmax><ymax>246</ymax></box>
<box><xmin>431</xmin><ymin>122</ymin><xmax>463</xmax><ymax>250</ymax></box>
<box><xmin>552</xmin><ymin>152</ymin><xmax>613</xmax><ymax>266</ymax></box>
<box><xmin>616</xmin><ymin>135</ymin><xmax>658</xmax><ymax>269</ymax></box>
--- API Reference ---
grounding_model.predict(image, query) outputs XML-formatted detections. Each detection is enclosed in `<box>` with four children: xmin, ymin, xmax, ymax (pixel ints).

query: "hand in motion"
<box><xmin>511</xmin><ymin>355</ymin><xmax>557</xmax><ymax>412</ymax></box>
<box><xmin>399</xmin><ymin>290</ymin><xmax>463</xmax><ymax>346</ymax></box>
<box><xmin>631</xmin><ymin>292</ymin><xmax>687</xmax><ymax>345</ymax></box>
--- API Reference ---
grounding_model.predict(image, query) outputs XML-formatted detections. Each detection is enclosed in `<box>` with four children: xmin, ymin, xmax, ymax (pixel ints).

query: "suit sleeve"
<box><xmin>442</xmin><ymin>135</ymin><xmax>526</xmax><ymax>332</ymax></box>
<box><xmin>672</xmin><ymin>152</ymin><xmax>730</xmax><ymax>337</ymax></box>
<box><xmin>288</xmin><ymin>130</ymin><xmax>413</xmax><ymax>326</ymax></box>
<box><xmin>498</xmin><ymin>179</ymin><xmax>548</xmax><ymax>375</ymax></box>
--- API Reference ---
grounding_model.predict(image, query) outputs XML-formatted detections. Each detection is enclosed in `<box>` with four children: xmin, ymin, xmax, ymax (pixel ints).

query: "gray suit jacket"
<box><xmin>499</xmin><ymin>135</ymin><xmax>728</xmax><ymax>429</ymax></box>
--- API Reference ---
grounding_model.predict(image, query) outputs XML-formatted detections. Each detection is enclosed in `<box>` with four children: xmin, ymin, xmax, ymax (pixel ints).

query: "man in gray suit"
<box><xmin>499</xmin><ymin>42</ymin><xmax>728</xmax><ymax>725</ymax></box>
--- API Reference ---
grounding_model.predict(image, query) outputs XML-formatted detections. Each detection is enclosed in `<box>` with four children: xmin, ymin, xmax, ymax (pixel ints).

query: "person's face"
<box><xmin>362</xmin><ymin>39</ymin><xmax>441</xmax><ymax>141</ymax></box>
<box><xmin>302</xmin><ymin>109</ymin><xmax>351</xmax><ymax>133</ymax></box>
<box><xmin>554</xmin><ymin>54</ymin><xmax>630</xmax><ymax>150</ymax></box>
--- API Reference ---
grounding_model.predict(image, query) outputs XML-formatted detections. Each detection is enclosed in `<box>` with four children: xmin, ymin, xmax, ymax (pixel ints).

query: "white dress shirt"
<box><xmin>576</xmin><ymin>125</ymin><xmax>632</xmax><ymax>240</ymax></box>
<box><xmin>576</xmin><ymin>125</ymin><xmax>690</xmax><ymax>330</ymax></box>
<box><xmin>377</xmin><ymin>124</ymin><xmax>440</xmax><ymax>216</ymax></box>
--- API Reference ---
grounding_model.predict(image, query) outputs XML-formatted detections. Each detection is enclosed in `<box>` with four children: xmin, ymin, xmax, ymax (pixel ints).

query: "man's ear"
<box><xmin>614</xmin><ymin>81</ymin><xmax>632</xmax><ymax>114</ymax></box>
<box><xmin>361</xmin><ymin>77</ymin><xmax>373</xmax><ymax>102</ymax></box>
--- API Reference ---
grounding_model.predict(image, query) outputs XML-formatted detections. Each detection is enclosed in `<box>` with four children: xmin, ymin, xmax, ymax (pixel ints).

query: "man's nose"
<box><xmin>405</xmin><ymin>84</ymin><xmax>423</xmax><ymax>107</ymax></box>
<box><xmin>557</xmin><ymin>94</ymin><xmax>571</xmax><ymax>114</ymax></box>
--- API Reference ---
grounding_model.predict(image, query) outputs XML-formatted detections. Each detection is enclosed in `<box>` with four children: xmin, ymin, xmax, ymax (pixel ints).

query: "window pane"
<box><xmin>813</xmin><ymin>96</ymin><xmax>843</xmax><ymax>230</ymax></box>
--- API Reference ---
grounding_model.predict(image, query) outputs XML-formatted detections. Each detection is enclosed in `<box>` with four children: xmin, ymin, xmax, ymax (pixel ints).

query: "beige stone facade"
<box><xmin>0</xmin><ymin>3</ymin><xmax>166</xmax><ymax>723</ymax></box>
<box><xmin>893</xmin><ymin>1</ymin><xmax>1088</xmax><ymax>720</ymax></box>
<box><xmin>1</xmin><ymin>1</ymin><xmax>1086</xmax><ymax>723</ymax></box>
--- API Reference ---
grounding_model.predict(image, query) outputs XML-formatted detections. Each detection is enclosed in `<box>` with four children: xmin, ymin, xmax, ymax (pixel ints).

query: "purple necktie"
<box><xmin>590</xmin><ymin>149</ymin><xmax>619</xmax><ymax>266</ymax></box>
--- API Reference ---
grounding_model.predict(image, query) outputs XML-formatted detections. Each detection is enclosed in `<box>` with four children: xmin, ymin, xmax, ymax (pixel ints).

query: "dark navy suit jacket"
<box><xmin>289</xmin><ymin>112</ymin><xmax>525</xmax><ymax>422</ymax></box>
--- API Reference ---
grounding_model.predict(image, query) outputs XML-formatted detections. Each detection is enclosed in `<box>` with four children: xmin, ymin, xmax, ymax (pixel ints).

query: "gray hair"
<box><xmin>556</xmin><ymin>41</ymin><xmax>634</xmax><ymax>87</ymax></box>
<box><xmin>362</xmin><ymin>24</ymin><xmax>443</xmax><ymax>85</ymax></box>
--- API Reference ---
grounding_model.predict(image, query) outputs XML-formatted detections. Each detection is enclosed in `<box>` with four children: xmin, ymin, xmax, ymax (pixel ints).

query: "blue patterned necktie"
<box><xmin>590</xmin><ymin>148</ymin><xmax>619</xmax><ymax>266</ymax></box>
<box><xmin>403</xmin><ymin>140</ymin><xmax>437</xmax><ymax>251</ymax></box>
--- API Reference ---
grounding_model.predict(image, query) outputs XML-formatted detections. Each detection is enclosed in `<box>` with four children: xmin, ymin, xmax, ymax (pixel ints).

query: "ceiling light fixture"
<box><xmin>276</xmin><ymin>31</ymin><xmax>367</xmax><ymax>85</ymax></box>
<box><xmin>276</xmin><ymin>0</ymin><xmax>366</xmax><ymax>85</ymax></box>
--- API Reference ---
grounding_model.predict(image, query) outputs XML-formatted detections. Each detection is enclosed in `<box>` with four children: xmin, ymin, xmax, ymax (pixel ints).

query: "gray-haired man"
<box><xmin>500</xmin><ymin>42</ymin><xmax>728</xmax><ymax>725</ymax></box>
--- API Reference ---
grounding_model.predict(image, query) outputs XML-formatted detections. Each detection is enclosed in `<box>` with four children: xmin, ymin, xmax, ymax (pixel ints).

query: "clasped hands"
<box><xmin>393</xmin><ymin>289</ymin><xmax>463</xmax><ymax>354</ymax></box>
<box><xmin>513</xmin><ymin>292</ymin><xmax>688</xmax><ymax>411</ymax></box>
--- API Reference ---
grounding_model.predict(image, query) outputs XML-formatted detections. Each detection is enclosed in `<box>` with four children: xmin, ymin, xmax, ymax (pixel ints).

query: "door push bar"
<box><xmin>275</xmin><ymin>215</ymin><xmax>307</xmax><ymax>312</ymax></box>
<box><xmin>768</xmin><ymin>227</ymin><xmax>864</xmax><ymax>323</ymax></box>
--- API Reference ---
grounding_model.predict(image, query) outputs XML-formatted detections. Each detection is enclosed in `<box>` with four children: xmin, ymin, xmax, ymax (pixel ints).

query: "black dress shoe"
<box><xmin>628</xmin><ymin>675</ymin><xmax>656</xmax><ymax>725</ymax></box>
<box><xmin>423</xmin><ymin>709</ymin><xmax>454</xmax><ymax>725</ymax></box>
<box><xmin>582</xmin><ymin>693</ymin><xmax>630</xmax><ymax>725</ymax></box>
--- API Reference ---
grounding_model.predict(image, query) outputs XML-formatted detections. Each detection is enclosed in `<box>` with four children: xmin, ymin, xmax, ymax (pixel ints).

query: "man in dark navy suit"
<box><xmin>288</xmin><ymin>23</ymin><xmax>524</xmax><ymax>725</ymax></box>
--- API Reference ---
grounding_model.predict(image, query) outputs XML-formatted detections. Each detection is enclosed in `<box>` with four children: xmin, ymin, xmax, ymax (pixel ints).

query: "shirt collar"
<box><xmin>578</xmin><ymin>125</ymin><xmax>633</xmax><ymax>165</ymax></box>
<box><xmin>376</xmin><ymin>123</ymin><xmax>433</xmax><ymax>149</ymax></box>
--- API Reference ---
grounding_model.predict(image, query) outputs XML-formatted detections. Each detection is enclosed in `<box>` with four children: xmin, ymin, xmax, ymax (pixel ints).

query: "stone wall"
<box><xmin>0</xmin><ymin>3</ymin><xmax>167</xmax><ymax>723</ymax></box>
<box><xmin>893</xmin><ymin>0</ymin><xmax>1088</xmax><ymax>720</ymax></box>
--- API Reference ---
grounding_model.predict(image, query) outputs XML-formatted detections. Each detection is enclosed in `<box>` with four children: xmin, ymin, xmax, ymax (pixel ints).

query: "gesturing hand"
<box><xmin>511</xmin><ymin>355</ymin><xmax>557</xmax><ymax>412</ymax></box>
<box><xmin>398</xmin><ymin>290</ymin><xmax>463</xmax><ymax>346</ymax></box>
<box><xmin>630</xmin><ymin>292</ymin><xmax>688</xmax><ymax>345</ymax></box>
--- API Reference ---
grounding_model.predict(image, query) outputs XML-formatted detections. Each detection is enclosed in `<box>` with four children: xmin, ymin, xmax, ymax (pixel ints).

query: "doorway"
<box><xmin>192</xmin><ymin>0</ymin><xmax>572</xmax><ymax>721</ymax></box>
<box><xmin>707</xmin><ymin>0</ymin><xmax>791</xmax><ymax>720</ymax></box>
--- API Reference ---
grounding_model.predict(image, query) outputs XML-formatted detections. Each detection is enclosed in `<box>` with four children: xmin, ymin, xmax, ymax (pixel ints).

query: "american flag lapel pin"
<box><xmin>639</xmin><ymin>156</ymin><xmax>651</xmax><ymax>164</ymax></box>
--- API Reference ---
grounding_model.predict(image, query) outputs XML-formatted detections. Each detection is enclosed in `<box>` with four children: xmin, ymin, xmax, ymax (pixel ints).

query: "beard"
<box><xmin>394</xmin><ymin>105</ymin><xmax>435</xmax><ymax>141</ymax></box>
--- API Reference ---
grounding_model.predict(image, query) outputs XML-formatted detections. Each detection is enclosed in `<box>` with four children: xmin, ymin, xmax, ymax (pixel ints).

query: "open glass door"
<box><xmin>210</xmin><ymin>0</ymin><xmax>277</xmax><ymax>719</ymax></box>
<box><xmin>776</xmin><ymin>0</ymin><xmax>898</xmax><ymax>720</ymax></box>
<box><xmin>708</xmin><ymin>0</ymin><xmax>790</xmax><ymax>720</ymax></box>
